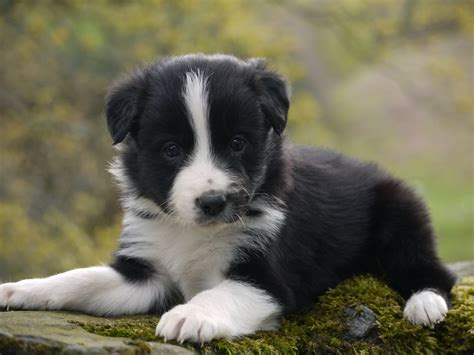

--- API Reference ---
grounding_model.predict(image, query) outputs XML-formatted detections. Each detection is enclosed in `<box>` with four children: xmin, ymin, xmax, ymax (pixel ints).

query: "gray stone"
<box><xmin>448</xmin><ymin>261</ymin><xmax>474</xmax><ymax>280</ymax></box>
<box><xmin>0</xmin><ymin>311</ymin><xmax>193</xmax><ymax>354</ymax></box>
<box><xmin>344</xmin><ymin>304</ymin><xmax>377</xmax><ymax>340</ymax></box>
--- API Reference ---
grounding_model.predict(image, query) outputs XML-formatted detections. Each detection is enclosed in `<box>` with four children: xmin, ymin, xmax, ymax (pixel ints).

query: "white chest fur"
<box><xmin>118</xmin><ymin>214</ymin><xmax>250</xmax><ymax>300</ymax></box>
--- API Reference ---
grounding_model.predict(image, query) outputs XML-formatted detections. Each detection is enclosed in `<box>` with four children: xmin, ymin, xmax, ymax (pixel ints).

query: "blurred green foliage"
<box><xmin>0</xmin><ymin>0</ymin><xmax>472</xmax><ymax>280</ymax></box>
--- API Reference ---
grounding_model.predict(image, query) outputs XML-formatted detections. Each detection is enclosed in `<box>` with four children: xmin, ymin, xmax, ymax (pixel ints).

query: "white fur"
<box><xmin>118</xmin><ymin>203</ymin><xmax>284</xmax><ymax>300</ymax></box>
<box><xmin>182</xmin><ymin>70</ymin><xmax>210</xmax><ymax>151</ymax></box>
<box><xmin>245</xmin><ymin>197</ymin><xmax>286</xmax><ymax>239</ymax></box>
<box><xmin>403</xmin><ymin>290</ymin><xmax>448</xmax><ymax>328</ymax></box>
<box><xmin>156</xmin><ymin>280</ymin><xmax>281</xmax><ymax>343</ymax></box>
<box><xmin>0</xmin><ymin>266</ymin><xmax>167</xmax><ymax>316</ymax></box>
<box><xmin>169</xmin><ymin>70</ymin><xmax>234</xmax><ymax>224</ymax></box>
<box><xmin>170</xmin><ymin>156</ymin><xmax>232</xmax><ymax>224</ymax></box>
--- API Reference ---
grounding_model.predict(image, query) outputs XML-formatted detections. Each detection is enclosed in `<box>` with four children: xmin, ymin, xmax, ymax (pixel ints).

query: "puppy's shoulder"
<box><xmin>287</xmin><ymin>144</ymin><xmax>384</xmax><ymax>181</ymax></box>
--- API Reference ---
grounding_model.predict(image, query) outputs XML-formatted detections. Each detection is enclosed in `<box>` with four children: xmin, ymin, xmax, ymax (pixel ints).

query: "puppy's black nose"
<box><xmin>196</xmin><ymin>193</ymin><xmax>227</xmax><ymax>217</ymax></box>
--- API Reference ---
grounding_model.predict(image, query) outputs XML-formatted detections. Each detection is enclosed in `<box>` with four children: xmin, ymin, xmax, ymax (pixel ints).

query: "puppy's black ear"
<box><xmin>250</xmin><ymin>59</ymin><xmax>290</xmax><ymax>135</ymax></box>
<box><xmin>105</xmin><ymin>69</ymin><xmax>148</xmax><ymax>145</ymax></box>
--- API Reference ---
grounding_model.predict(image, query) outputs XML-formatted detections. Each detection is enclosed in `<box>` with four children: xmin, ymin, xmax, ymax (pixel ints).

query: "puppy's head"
<box><xmin>107</xmin><ymin>54</ymin><xmax>290</xmax><ymax>226</ymax></box>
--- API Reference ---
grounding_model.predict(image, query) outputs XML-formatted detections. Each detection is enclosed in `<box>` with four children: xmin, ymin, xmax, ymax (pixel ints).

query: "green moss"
<box><xmin>79</xmin><ymin>316</ymin><xmax>159</xmax><ymax>340</ymax></box>
<box><xmin>78</xmin><ymin>275</ymin><xmax>474</xmax><ymax>354</ymax></box>
<box><xmin>125</xmin><ymin>340</ymin><xmax>153</xmax><ymax>354</ymax></box>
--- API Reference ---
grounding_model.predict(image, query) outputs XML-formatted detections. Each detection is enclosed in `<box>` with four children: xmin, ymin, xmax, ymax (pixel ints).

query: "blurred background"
<box><xmin>0</xmin><ymin>0</ymin><xmax>472</xmax><ymax>280</ymax></box>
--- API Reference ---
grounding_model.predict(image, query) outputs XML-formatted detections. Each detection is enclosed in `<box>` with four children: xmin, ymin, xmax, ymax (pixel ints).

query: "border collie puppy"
<box><xmin>0</xmin><ymin>54</ymin><xmax>455</xmax><ymax>343</ymax></box>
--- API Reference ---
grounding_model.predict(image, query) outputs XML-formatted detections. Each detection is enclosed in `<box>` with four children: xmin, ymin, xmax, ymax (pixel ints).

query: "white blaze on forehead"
<box><xmin>170</xmin><ymin>70</ymin><xmax>233</xmax><ymax>223</ymax></box>
<box><xmin>182</xmin><ymin>71</ymin><xmax>210</xmax><ymax>154</ymax></box>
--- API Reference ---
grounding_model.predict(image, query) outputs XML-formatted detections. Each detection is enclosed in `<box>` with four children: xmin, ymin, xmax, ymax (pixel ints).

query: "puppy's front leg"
<box><xmin>0</xmin><ymin>262</ymin><xmax>169</xmax><ymax>316</ymax></box>
<box><xmin>156</xmin><ymin>280</ymin><xmax>281</xmax><ymax>344</ymax></box>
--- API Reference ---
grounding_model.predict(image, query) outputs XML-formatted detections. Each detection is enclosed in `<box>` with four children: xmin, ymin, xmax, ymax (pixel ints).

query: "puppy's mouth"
<box><xmin>194</xmin><ymin>190</ymin><xmax>261</xmax><ymax>226</ymax></box>
<box><xmin>195</xmin><ymin>213</ymin><xmax>262</xmax><ymax>228</ymax></box>
<box><xmin>195</xmin><ymin>207</ymin><xmax>250</xmax><ymax>227</ymax></box>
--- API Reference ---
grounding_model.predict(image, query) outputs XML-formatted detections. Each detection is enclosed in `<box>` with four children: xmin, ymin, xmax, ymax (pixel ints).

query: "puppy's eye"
<box><xmin>163</xmin><ymin>142</ymin><xmax>181</xmax><ymax>158</ymax></box>
<box><xmin>230</xmin><ymin>137</ymin><xmax>246</xmax><ymax>152</ymax></box>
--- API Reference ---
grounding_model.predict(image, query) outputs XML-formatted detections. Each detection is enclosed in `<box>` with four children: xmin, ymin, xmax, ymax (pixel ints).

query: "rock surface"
<box><xmin>0</xmin><ymin>312</ymin><xmax>192</xmax><ymax>354</ymax></box>
<box><xmin>448</xmin><ymin>261</ymin><xmax>474</xmax><ymax>280</ymax></box>
<box><xmin>1</xmin><ymin>262</ymin><xmax>473</xmax><ymax>354</ymax></box>
<box><xmin>344</xmin><ymin>304</ymin><xmax>376</xmax><ymax>340</ymax></box>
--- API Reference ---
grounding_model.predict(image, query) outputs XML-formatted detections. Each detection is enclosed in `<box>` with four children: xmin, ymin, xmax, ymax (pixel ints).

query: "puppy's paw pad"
<box><xmin>156</xmin><ymin>304</ymin><xmax>221</xmax><ymax>344</ymax></box>
<box><xmin>403</xmin><ymin>290</ymin><xmax>448</xmax><ymax>327</ymax></box>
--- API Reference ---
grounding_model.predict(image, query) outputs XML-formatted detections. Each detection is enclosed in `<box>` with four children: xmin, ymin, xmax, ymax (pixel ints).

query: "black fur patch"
<box><xmin>228</xmin><ymin>145</ymin><xmax>456</xmax><ymax>314</ymax></box>
<box><xmin>110</xmin><ymin>255</ymin><xmax>156</xmax><ymax>283</ymax></box>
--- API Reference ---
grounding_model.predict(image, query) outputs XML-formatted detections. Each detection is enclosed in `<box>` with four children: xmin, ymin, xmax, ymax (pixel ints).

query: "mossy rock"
<box><xmin>0</xmin><ymin>311</ymin><xmax>192</xmax><ymax>354</ymax></box>
<box><xmin>1</xmin><ymin>272</ymin><xmax>473</xmax><ymax>354</ymax></box>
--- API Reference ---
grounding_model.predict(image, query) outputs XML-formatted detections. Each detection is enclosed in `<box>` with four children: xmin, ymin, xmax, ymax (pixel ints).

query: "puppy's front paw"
<box><xmin>0</xmin><ymin>283</ymin><xmax>16</xmax><ymax>310</ymax></box>
<box><xmin>0</xmin><ymin>280</ymin><xmax>44</xmax><ymax>311</ymax></box>
<box><xmin>156</xmin><ymin>304</ymin><xmax>231</xmax><ymax>344</ymax></box>
<box><xmin>403</xmin><ymin>290</ymin><xmax>448</xmax><ymax>328</ymax></box>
